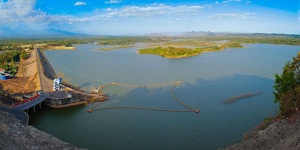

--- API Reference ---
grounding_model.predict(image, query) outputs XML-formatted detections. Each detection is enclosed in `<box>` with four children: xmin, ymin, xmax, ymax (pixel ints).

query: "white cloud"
<box><xmin>105</xmin><ymin>0</ymin><xmax>122</xmax><ymax>4</ymax></box>
<box><xmin>1</xmin><ymin>1</ymin><xmax>295</xmax><ymax>35</ymax></box>
<box><xmin>175</xmin><ymin>18</ymin><xmax>187</xmax><ymax>21</ymax></box>
<box><xmin>222</xmin><ymin>0</ymin><xmax>241</xmax><ymax>3</ymax></box>
<box><xmin>101</xmin><ymin>4</ymin><xmax>203</xmax><ymax>19</ymax></box>
<box><xmin>245</xmin><ymin>0</ymin><xmax>251</xmax><ymax>4</ymax></box>
<box><xmin>210</xmin><ymin>12</ymin><xmax>256</xmax><ymax>19</ymax></box>
<box><xmin>45</xmin><ymin>4</ymin><xmax>204</xmax><ymax>25</ymax></box>
<box><xmin>0</xmin><ymin>1</ymin><xmax>204</xmax><ymax>27</ymax></box>
<box><xmin>49</xmin><ymin>15</ymin><xmax>94</xmax><ymax>24</ymax></box>
<box><xmin>74</xmin><ymin>2</ymin><xmax>87</xmax><ymax>6</ymax></box>
<box><xmin>0</xmin><ymin>0</ymin><xmax>46</xmax><ymax>24</ymax></box>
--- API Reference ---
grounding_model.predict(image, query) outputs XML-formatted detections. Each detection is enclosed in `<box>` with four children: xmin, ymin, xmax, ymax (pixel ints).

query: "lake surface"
<box><xmin>30</xmin><ymin>44</ymin><xmax>300</xmax><ymax>150</ymax></box>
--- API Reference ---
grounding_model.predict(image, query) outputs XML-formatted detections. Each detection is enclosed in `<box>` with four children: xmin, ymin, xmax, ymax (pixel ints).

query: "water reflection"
<box><xmin>31</xmin><ymin>43</ymin><xmax>299</xmax><ymax>149</ymax></box>
<box><xmin>30</xmin><ymin>74</ymin><xmax>276</xmax><ymax>150</ymax></box>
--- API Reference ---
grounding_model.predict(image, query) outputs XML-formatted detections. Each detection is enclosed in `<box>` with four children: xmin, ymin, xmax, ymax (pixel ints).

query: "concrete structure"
<box><xmin>53</xmin><ymin>78</ymin><xmax>62</xmax><ymax>91</ymax></box>
<box><xmin>14</xmin><ymin>93</ymin><xmax>49</xmax><ymax>111</ymax></box>
<box><xmin>47</xmin><ymin>91</ymin><xmax>73</xmax><ymax>106</ymax></box>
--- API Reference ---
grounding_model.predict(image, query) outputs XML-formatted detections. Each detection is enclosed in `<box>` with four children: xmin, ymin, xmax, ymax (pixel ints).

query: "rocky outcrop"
<box><xmin>0</xmin><ymin>110</ymin><xmax>85</xmax><ymax>150</ymax></box>
<box><xmin>224</xmin><ymin>111</ymin><xmax>300</xmax><ymax>150</ymax></box>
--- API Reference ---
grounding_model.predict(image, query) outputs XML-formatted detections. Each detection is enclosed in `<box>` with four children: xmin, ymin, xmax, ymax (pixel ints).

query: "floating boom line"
<box><xmin>223</xmin><ymin>91</ymin><xmax>263</xmax><ymax>104</ymax></box>
<box><xmin>88</xmin><ymin>81</ymin><xmax>199</xmax><ymax>113</ymax></box>
<box><xmin>91</xmin><ymin>81</ymin><xmax>182</xmax><ymax>94</ymax></box>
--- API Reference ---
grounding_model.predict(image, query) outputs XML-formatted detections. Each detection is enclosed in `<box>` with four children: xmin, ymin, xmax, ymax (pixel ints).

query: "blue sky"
<box><xmin>0</xmin><ymin>0</ymin><xmax>299</xmax><ymax>35</ymax></box>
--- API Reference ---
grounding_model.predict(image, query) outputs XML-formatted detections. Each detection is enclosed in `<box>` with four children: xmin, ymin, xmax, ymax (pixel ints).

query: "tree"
<box><xmin>274</xmin><ymin>52</ymin><xmax>300</xmax><ymax>117</ymax></box>
<box><xmin>20</xmin><ymin>50</ymin><xmax>28</xmax><ymax>60</ymax></box>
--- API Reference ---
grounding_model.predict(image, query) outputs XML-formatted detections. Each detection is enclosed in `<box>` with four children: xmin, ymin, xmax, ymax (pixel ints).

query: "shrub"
<box><xmin>274</xmin><ymin>52</ymin><xmax>300</xmax><ymax>117</ymax></box>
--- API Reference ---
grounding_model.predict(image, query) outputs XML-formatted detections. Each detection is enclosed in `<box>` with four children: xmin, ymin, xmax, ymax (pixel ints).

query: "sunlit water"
<box><xmin>30</xmin><ymin>44</ymin><xmax>300</xmax><ymax>150</ymax></box>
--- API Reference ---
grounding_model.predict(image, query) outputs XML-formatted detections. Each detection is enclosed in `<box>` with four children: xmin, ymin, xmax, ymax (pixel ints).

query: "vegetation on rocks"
<box><xmin>274</xmin><ymin>52</ymin><xmax>300</xmax><ymax>117</ymax></box>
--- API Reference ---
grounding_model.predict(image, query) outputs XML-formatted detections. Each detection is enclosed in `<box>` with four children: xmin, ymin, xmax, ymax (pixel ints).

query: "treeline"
<box><xmin>0</xmin><ymin>37</ymin><xmax>161</xmax><ymax>49</ymax></box>
<box><xmin>97</xmin><ymin>36</ymin><xmax>164</xmax><ymax>45</ymax></box>
<box><xmin>0</xmin><ymin>35</ymin><xmax>299</xmax><ymax>51</ymax></box>
<box><xmin>230</xmin><ymin>37</ymin><xmax>300</xmax><ymax>45</ymax></box>
<box><xmin>0</xmin><ymin>38</ymin><xmax>97</xmax><ymax>45</ymax></box>
<box><xmin>139</xmin><ymin>46</ymin><xmax>201</xmax><ymax>57</ymax></box>
<box><xmin>0</xmin><ymin>50</ymin><xmax>28</xmax><ymax>76</ymax></box>
<box><xmin>0</xmin><ymin>38</ymin><xmax>100</xmax><ymax>50</ymax></box>
<box><xmin>274</xmin><ymin>52</ymin><xmax>300</xmax><ymax>117</ymax></box>
<box><xmin>97</xmin><ymin>36</ymin><xmax>300</xmax><ymax>46</ymax></box>
<box><xmin>220</xmin><ymin>42</ymin><xmax>244</xmax><ymax>48</ymax></box>
<box><xmin>193</xmin><ymin>37</ymin><xmax>300</xmax><ymax>45</ymax></box>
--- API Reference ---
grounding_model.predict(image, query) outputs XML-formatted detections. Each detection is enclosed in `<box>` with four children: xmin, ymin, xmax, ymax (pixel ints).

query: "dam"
<box><xmin>0</xmin><ymin>48</ymin><xmax>108</xmax><ymax>125</ymax></box>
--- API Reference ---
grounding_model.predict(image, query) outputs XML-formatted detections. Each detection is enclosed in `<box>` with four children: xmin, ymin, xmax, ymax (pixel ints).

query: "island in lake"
<box><xmin>138</xmin><ymin>42</ymin><xmax>243</xmax><ymax>58</ymax></box>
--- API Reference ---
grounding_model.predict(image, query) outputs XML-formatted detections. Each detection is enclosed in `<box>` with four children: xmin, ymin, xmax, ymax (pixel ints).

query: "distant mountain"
<box><xmin>180</xmin><ymin>31</ymin><xmax>217</xmax><ymax>37</ymax></box>
<box><xmin>144</xmin><ymin>32</ymin><xmax>183</xmax><ymax>37</ymax></box>
<box><xmin>46</xmin><ymin>28</ymin><xmax>85</xmax><ymax>37</ymax></box>
<box><xmin>144</xmin><ymin>31</ymin><xmax>300</xmax><ymax>38</ymax></box>
<box><xmin>1</xmin><ymin>28</ymin><xmax>298</xmax><ymax>38</ymax></box>
<box><xmin>145</xmin><ymin>33</ymin><xmax>167</xmax><ymax>37</ymax></box>
<box><xmin>0</xmin><ymin>28</ymin><xmax>85</xmax><ymax>38</ymax></box>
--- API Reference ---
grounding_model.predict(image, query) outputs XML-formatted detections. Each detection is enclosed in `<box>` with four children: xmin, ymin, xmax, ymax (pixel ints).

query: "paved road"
<box><xmin>15</xmin><ymin>93</ymin><xmax>49</xmax><ymax>111</ymax></box>
<box><xmin>35</xmin><ymin>48</ymin><xmax>54</xmax><ymax>92</ymax></box>
<box><xmin>0</xmin><ymin>105</ymin><xmax>29</xmax><ymax>125</ymax></box>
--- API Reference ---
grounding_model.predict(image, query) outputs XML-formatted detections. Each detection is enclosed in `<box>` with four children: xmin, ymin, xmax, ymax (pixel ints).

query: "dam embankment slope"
<box><xmin>0</xmin><ymin>49</ymin><xmax>84</xmax><ymax>149</ymax></box>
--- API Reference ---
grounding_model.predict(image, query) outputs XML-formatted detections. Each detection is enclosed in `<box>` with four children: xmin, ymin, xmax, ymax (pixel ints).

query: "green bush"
<box><xmin>274</xmin><ymin>52</ymin><xmax>300</xmax><ymax>117</ymax></box>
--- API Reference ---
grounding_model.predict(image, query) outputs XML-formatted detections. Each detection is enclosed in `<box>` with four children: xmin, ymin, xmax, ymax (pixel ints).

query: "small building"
<box><xmin>46</xmin><ymin>91</ymin><xmax>74</xmax><ymax>106</ymax></box>
<box><xmin>0</xmin><ymin>74</ymin><xmax>9</xmax><ymax>80</ymax></box>
<box><xmin>53</xmin><ymin>78</ymin><xmax>62</xmax><ymax>91</ymax></box>
<box><xmin>0</xmin><ymin>68</ymin><xmax>9</xmax><ymax>80</ymax></box>
<box><xmin>0</xmin><ymin>68</ymin><xmax>5</xmax><ymax>74</ymax></box>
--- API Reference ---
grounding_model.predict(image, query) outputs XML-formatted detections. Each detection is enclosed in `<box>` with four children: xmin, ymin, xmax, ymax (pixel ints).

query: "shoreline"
<box><xmin>41</xmin><ymin>46</ymin><xmax>77</xmax><ymax>50</ymax></box>
<box><xmin>21</xmin><ymin>44</ymin><xmax>77</xmax><ymax>51</ymax></box>
<box><xmin>97</xmin><ymin>45</ymin><xmax>133</xmax><ymax>51</ymax></box>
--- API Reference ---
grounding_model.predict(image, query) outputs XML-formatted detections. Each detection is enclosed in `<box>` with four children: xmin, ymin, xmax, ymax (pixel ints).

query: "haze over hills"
<box><xmin>0</xmin><ymin>28</ymin><xmax>84</xmax><ymax>38</ymax></box>
<box><xmin>1</xmin><ymin>29</ymin><xmax>299</xmax><ymax>39</ymax></box>
<box><xmin>0</xmin><ymin>0</ymin><xmax>298</xmax><ymax>37</ymax></box>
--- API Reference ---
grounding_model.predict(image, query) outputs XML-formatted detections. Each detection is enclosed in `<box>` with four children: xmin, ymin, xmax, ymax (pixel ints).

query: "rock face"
<box><xmin>224</xmin><ymin>111</ymin><xmax>300</xmax><ymax>150</ymax></box>
<box><xmin>0</xmin><ymin>110</ymin><xmax>85</xmax><ymax>150</ymax></box>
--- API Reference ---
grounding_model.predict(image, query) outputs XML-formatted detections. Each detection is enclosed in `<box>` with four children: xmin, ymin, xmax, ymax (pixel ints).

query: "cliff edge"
<box><xmin>0</xmin><ymin>110</ymin><xmax>85</xmax><ymax>150</ymax></box>
<box><xmin>224</xmin><ymin>111</ymin><xmax>300</xmax><ymax>150</ymax></box>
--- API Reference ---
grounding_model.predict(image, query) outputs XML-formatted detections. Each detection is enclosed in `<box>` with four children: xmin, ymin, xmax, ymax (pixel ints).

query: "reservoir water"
<box><xmin>30</xmin><ymin>44</ymin><xmax>300</xmax><ymax>149</ymax></box>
